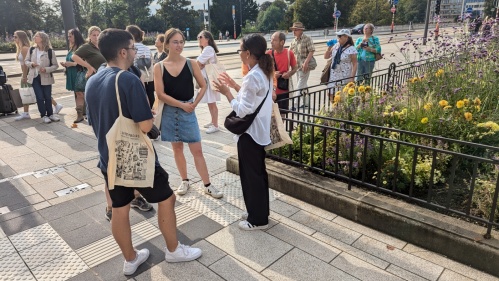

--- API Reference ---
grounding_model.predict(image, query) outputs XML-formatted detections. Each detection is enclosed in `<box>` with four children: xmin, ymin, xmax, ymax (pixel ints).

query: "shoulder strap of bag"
<box><xmin>253</xmin><ymin>79</ymin><xmax>271</xmax><ymax>116</ymax></box>
<box><xmin>48</xmin><ymin>48</ymin><xmax>53</xmax><ymax>67</ymax></box>
<box><xmin>272</xmin><ymin>50</ymin><xmax>278</xmax><ymax>71</ymax></box>
<box><xmin>287</xmin><ymin>48</ymin><xmax>290</xmax><ymax>71</ymax></box>
<box><xmin>186</xmin><ymin>59</ymin><xmax>193</xmax><ymax>76</ymax></box>
<box><xmin>114</xmin><ymin>70</ymin><xmax>125</xmax><ymax>117</ymax></box>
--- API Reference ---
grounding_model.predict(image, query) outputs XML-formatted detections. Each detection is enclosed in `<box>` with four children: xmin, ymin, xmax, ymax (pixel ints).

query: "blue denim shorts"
<box><xmin>160</xmin><ymin>99</ymin><xmax>201</xmax><ymax>143</ymax></box>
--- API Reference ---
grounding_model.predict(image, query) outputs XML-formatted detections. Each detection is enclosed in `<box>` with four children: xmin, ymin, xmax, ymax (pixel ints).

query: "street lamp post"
<box><xmin>390</xmin><ymin>5</ymin><xmax>396</xmax><ymax>33</ymax></box>
<box><xmin>232</xmin><ymin>5</ymin><xmax>236</xmax><ymax>39</ymax></box>
<box><xmin>240</xmin><ymin>0</ymin><xmax>243</xmax><ymax>35</ymax></box>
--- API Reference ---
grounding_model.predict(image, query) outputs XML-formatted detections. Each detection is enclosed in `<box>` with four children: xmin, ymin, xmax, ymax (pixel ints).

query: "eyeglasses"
<box><xmin>337</xmin><ymin>35</ymin><xmax>343</xmax><ymax>38</ymax></box>
<box><xmin>124</xmin><ymin>47</ymin><xmax>138</xmax><ymax>52</ymax></box>
<box><xmin>237</xmin><ymin>49</ymin><xmax>247</xmax><ymax>54</ymax></box>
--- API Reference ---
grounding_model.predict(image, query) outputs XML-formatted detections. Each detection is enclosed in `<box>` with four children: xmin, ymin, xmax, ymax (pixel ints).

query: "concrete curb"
<box><xmin>226</xmin><ymin>155</ymin><xmax>499</xmax><ymax>277</ymax></box>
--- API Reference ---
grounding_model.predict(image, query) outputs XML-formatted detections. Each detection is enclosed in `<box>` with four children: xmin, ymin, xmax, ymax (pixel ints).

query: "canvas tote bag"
<box><xmin>19</xmin><ymin>83</ymin><xmax>36</xmax><ymax>104</ymax></box>
<box><xmin>265</xmin><ymin>102</ymin><xmax>293</xmax><ymax>150</ymax></box>
<box><xmin>106</xmin><ymin>70</ymin><xmax>156</xmax><ymax>190</ymax></box>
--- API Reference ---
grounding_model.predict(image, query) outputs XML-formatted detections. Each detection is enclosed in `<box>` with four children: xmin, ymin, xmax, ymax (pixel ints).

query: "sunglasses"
<box><xmin>14</xmin><ymin>36</ymin><xmax>18</xmax><ymax>38</ymax></box>
<box><xmin>197</xmin><ymin>36</ymin><xmax>204</xmax><ymax>39</ymax></box>
<box><xmin>237</xmin><ymin>49</ymin><xmax>247</xmax><ymax>54</ymax></box>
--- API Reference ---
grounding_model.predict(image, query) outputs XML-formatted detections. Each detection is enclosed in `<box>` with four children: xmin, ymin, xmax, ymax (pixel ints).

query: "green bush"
<box><xmin>0</xmin><ymin>42</ymin><xmax>16</xmax><ymax>53</ymax></box>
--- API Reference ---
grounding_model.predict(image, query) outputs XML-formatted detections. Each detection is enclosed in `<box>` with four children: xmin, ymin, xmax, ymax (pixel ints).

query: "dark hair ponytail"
<box><xmin>242</xmin><ymin>34</ymin><xmax>274</xmax><ymax>80</ymax></box>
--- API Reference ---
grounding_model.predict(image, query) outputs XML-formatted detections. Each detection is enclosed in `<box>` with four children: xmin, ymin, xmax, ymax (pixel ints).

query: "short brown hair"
<box><xmin>126</xmin><ymin>25</ymin><xmax>144</xmax><ymax>42</ymax></box>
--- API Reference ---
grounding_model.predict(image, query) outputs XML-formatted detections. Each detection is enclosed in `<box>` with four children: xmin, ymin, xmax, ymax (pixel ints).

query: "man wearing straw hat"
<box><xmin>289</xmin><ymin>22</ymin><xmax>316</xmax><ymax>108</ymax></box>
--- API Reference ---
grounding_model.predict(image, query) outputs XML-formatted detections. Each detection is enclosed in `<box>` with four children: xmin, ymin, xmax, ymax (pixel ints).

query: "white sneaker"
<box><xmin>238</xmin><ymin>220</ymin><xmax>268</xmax><ymax>231</ymax></box>
<box><xmin>48</xmin><ymin>115</ymin><xmax>60</xmax><ymax>122</ymax></box>
<box><xmin>164</xmin><ymin>243</ymin><xmax>202</xmax><ymax>262</ymax></box>
<box><xmin>241</xmin><ymin>212</ymin><xmax>248</xmax><ymax>220</ymax></box>
<box><xmin>206</xmin><ymin>125</ymin><xmax>220</xmax><ymax>134</ymax></box>
<box><xmin>123</xmin><ymin>248</ymin><xmax>150</xmax><ymax>275</ymax></box>
<box><xmin>42</xmin><ymin>116</ymin><xmax>51</xmax><ymax>123</ymax></box>
<box><xmin>176</xmin><ymin>181</ymin><xmax>190</xmax><ymax>195</ymax></box>
<box><xmin>14</xmin><ymin>112</ymin><xmax>31</xmax><ymax>121</ymax></box>
<box><xmin>203</xmin><ymin>122</ymin><xmax>213</xmax><ymax>128</ymax></box>
<box><xmin>203</xmin><ymin>184</ymin><xmax>223</xmax><ymax>199</ymax></box>
<box><xmin>54</xmin><ymin>104</ymin><xmax>63</xmax><ymax>114</ymax></box>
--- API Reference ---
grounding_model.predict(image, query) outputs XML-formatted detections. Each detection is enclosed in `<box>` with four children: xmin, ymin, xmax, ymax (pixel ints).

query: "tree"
<box><xmin>397</xmin><ymin>0</ymin><xmax>427</xmax><ymax>24</ymax></box>
<box><xmin>483</xmin><ymin>0</ymin><xmax>496</xmax><ymax>18</ymax></box>
<box><xmin>42</xmin><ymin>0</ymin><xmax>64</xmax><ymax>33</ymax></box>
<box><xmin>349</xmin><ymin>0</ymin><xmax>393</xmax><ymax>26</ymax></box>
<box><xmin>157</xmin><ymin>0</ymin><xmax>199</xmax><ymax>35</ymax></box>
<box><xmin>210</xmin><ymin>0</ymin><xmax>258</xmax><ymax>37</ymax></box>
<box><xmin>259</xmin><ymin>1</ymin><xmax>272</xmax><ymax>12</ymax></box>
<box><xmin>294</xmin><ymin>0</ymin><xmax>334</xmax><ymax>29</ymax></box>
<box><xmin>257</xmin><ymin>6</ymin><xmax>285</xmax><ymax>32</ymax></box>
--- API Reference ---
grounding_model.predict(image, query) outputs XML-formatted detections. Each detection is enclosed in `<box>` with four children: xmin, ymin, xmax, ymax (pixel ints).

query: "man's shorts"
<box><xmin>275</xmin><ymin>92</ymin><xmax>290</xmax><ymax>113</ymax></box>
<box><xmin>102</xmin><ymin>165</ymin><xmax>174</xmax><ymax>208</ymax></box>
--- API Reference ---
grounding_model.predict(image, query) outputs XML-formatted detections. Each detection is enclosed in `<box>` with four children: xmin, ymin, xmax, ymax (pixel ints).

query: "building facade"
<box><xmin>429</xmin><ymin>0</ymin><xmax>486</xmax><ymax>22</ymax></box>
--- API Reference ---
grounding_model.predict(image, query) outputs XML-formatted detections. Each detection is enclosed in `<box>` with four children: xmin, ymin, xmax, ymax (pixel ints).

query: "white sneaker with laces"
<box><xmin>42</xmin><ymin>116</ymin><xmax>51</xmax><ymax>123</ymax></box>
<box><xmin>203</xmin><ymin>122</ymin><xmax>213</xmax><ymax>128</ymax></box>
<box><xmin>54</xmin><ymin>104</ymin><xmax>63</xmax><ymax>114</ymax></box>
<box><xmin>203</xmin><ymin>184</ymin><xmax>223</xmax><ymax>199</ymax></box>
<box><xmin>206</xmin><ymin>125</ymin><xmax>220</xmax><ymax>134</ymax></box>
<box><xmin>123</xmin><ymin>248</ymin><xmax>150</xmax><ymax>275</ymax></box>
<box><xmin>164</xmin><ymin>243</ymin><xmax>202</xmax><ymax>262</ymax></box>
<box><xmin>48</xmin><ymin>115</ymin><xmax>60</xmax><ymax>122</ymax></box>
<box><xmin>238</xmin><ymin>220</ymin><xmax>268</xmax><ymax>231</ymax></box>
<box><xmin>14</xmin><ymin>112</ymin><xmax>31</xmax><ymax>121</ymax></box>
<box><xmin>176</xmin><ymin>181</ymin><xmax>190</xmax><ymax>195</ymax></box>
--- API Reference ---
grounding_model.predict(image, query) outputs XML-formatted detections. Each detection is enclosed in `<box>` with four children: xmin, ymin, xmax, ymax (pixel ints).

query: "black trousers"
<box><xmin>238</xmin><ymin>133</ymin><xmax>269</xmax><ymax>225</ymax></box>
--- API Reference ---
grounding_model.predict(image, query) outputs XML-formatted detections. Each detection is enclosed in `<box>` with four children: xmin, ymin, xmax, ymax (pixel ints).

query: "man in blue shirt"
<box><xmin>86</xmin><ymin>29</ymin><xmax>202</xmax><ymax>276</ymax></box>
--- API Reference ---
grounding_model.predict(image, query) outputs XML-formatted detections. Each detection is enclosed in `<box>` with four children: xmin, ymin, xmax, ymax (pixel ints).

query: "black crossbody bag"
<box><xmin>224</xmin><ymin>80</ymin><xmax>270</xmax><ymax>135</ymax></box>
<box><xmin>272</xmin><ymin>50</ymin><xmax>289</xmax><ymax>90</ymax></box>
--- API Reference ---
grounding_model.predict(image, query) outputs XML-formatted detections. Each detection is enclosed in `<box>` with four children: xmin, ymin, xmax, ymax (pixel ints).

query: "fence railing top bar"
<box><xmin>282</xmin><ymin>112</ymin><xmax>499</xmax><ymax>153</ymax></box>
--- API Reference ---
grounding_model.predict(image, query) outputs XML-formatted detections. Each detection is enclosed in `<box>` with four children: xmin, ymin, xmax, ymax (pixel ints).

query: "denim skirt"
<box><xmin>160</xmin><ymin>99</ymin><xmax>201</xmax><ymax>143</ymax></box>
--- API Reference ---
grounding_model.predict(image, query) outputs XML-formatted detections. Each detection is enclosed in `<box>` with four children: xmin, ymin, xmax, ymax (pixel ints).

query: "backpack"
<box><xmin>0</xmin><ymin>66</ymin><xmax>6</xmax><ymax>85</ymax></box>
<box><xmin>135</xmin><ymin>56</ymin><xmax>152</xmax><ymax>71</ymax></box>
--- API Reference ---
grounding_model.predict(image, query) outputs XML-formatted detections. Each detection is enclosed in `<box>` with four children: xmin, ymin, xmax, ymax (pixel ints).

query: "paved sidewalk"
<box><xmin>1</xmin><ymin>38</ymin><xmax>497</xmax><ymax>281</ymax></box>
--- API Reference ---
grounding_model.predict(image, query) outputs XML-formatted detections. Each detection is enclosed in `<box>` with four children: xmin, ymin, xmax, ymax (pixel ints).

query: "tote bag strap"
<box><xmin>114</xmin><ymin>70</ymin><xmax>125</xmax><ymax>117</ymax></box>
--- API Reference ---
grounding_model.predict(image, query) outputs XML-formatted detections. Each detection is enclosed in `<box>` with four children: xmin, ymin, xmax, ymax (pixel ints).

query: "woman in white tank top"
<box><xmin>14</xmin><ymin>31</ymin><xmax>63</xmax><ymax>121</ymax></box>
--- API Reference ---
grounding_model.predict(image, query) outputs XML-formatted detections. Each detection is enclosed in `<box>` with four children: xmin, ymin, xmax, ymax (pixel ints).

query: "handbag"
<box><xmin>10</xmin><ymin>88</ymin><xmax>23</xmax><ymax>108</ymax></box>
<box><xmin>19</xmin><ymin>83</ymin><xmax>36</xmax><ymax>104</ymax></box>
<box><xmin>106</xmin><ymin>70</ymin><xmax>156</xmax><ymax>190</ymax></box>
<box><xmin>224</xmin><ymin>80</ymin><xmax>270</xmax><ymax>135</ymax></box>
<box><xmin>320</xmin><ymin>59</ymin><xmax>332</xmax><ymax>84</ymax></box>
<box><xmin>272</xmin><ymin>50</ymin><xmax>289</xmax><ymax>91</ymax></box>
<box><xmin>265</xmin><ymin>102</ymin><xmax>293</xmax><ymax>150</ymax></box>
<box><xmin>375</xmin><ymin>53</ymin><xmax>383</xmax><ymax>61</ymax></box>
<box><xmin>74</xmin><ymin>70</ymin><xmax>87</xmax><ymax>92</ymax></box>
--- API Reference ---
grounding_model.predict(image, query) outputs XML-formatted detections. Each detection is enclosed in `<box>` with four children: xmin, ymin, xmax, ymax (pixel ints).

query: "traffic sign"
<box><xmin>393</xmin><ymin>0</ymin><xmax>398</xmax><ymax>4</ymax></box>
<box><xmin>391</xmin><ymin>7</ymin><xmax>396</xmax><ymax>13</ymax></box>
<box><xmin>466</xmin><ymin>7</ymin><xmax>473</xmax><ymax>13</ymax></box>
<box><xmin>334</xmin><ymin>10</ymin><xmax>341</xmax><ymax>18</ymax></box>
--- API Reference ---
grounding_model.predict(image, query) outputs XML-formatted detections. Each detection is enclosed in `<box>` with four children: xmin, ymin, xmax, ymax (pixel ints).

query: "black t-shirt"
<box><xmin>162</xmin><ymin>61</ymin><xmax>194</xmax><ymax>101</ymax></box>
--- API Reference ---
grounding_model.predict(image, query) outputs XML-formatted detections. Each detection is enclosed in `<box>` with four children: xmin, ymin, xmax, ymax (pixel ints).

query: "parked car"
<box><xmin>351</xmin><ymin>24</ymin><xmax>365</xmax><ymax>34</ymax></box>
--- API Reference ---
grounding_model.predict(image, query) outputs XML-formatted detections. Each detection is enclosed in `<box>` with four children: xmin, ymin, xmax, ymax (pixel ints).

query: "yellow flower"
<box><xmin>348</xmin><ymin>88</ymin><xmax>355</xmax><ymax>95</ymax></box>
<box><xmin>435</xmin><ymin>69</ymin><xmax>444</xmax><ymax>77</ymax></box>
<box><xmin>474</xmin><ymin>98</ymin><xmax>481</xmax><ymax>105</ymax></box>
<box><xmin>444</xmin><ymin>105</ymin><xmax>452</xmax><ymax>110</ymax></box>
<box><xmin>336</xmin><ymin>91</ymin><xmax>341</xmax><ymax>96</ymax></box>
<box><xmin>333</xmin><ymin>95</ymin><xmax>341</xmax><ymax>103</ymax></box>
<box><xmin>382</xmin><ymin>112</ymin><xmax>390</xmax><ymax>117</ymax></box>
<box><xmin>463</xmin><ymin>99</ymin><xmax>470</xmax><ymax>106</ymax></box>
<box><xmin>342</xmin><ymin>86</ymin><xmax>349</xmax><ymax>93</ymax></box>
<box><xmin>347</xmin><ymin>82</ymin><xmax>355</xmax><ymax>88</ymax></box>
<box><xmin>477</xmin><ymin>121</ymin><xmax>499</xmax><ymax>132</ymax></box>
<box><xmin>439</xmin><ymin>100</ymin><xmax>448</xmax><ymax>107</ymax></box>
<box><xmin>358</xmin><ymin>86</ymin><xmax>366</xmax><ymax>93</ymax></box>
<box><xmin>475</xmin><ymin>105</ymin><xmax>481</xmax><ymax>112</ymax></box>
<box><xmin>421</xmin><ymin>117</ymin><xmax>429</xmax><ymax>124</ymax></box>
<box><xmin>464</xmin><ymin>112</ymin><xmax>472</xmax><ymax>121</ymax></box>
<box><xmin>423</xmin><ymin>103</ymin><xmax>432</xmax><ymax>110</ymax></box>
<box><xmin>456</xmin><ymin>100</ymin><xmax>464</xmax><ymax>109</ymax></box>
<box><xmin>365</xmin><ymin>86</ymin><xmax>372</xmax><ymax>92</ymax></box>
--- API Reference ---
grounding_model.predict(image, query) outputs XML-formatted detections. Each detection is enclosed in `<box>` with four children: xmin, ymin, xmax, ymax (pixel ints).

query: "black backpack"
<box><xmin>0</xmin><ymin>66</ymin><xmax>6</xmax><ymax>85</ymax></box>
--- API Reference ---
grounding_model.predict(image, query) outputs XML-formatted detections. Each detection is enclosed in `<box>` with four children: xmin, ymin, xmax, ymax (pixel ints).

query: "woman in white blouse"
<box><xmin>213</xmin><ymin>34</ymin><xmax>273</xmax><ymax>231</ymax></box>
<box><xmin>196</xmin><ymin>31</ymin><xmax>221</xmax><ymax>134</ymax></box>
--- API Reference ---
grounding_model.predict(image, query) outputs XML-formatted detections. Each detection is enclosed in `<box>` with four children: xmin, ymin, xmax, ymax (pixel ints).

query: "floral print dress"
<box><xmin>328</xmin><ymin>44</ymin><xmax>357</xmax><ymax>91</ymax></box>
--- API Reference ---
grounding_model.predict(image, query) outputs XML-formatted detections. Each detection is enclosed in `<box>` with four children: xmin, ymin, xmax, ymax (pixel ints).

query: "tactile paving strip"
<box><xmin>7</xmin><ymin>270</ymin><xmax>37</xmax><ymax>281</ymax></box>
<box><xmin>31</xmin><ymin>251</ymin><xmax>88</xmax><ymax>281</ymax></box>
<box><xmin>148</xmin><ymin>204</ymin><xmax>202</xmax><ymax>229</ymax></box>
<box><xmin>205</xmin><ymin>203</ymin><xmax>245</xmax><ymax>226</ymax></box>
<box><xmin>185</xmin><ymin>195</ymin><xmax>225</xmax><ymax>214</ymax></box>
<box><xmin>210</xmin><ymin>171</ymin><xmax>240</xmax><ymax>187</ymax></box>
<box><xmin>220</xmin><ymin>185</ymin><xmax>243</xmax><ymax>203</ymax></box>
<box><xmin>19</xmin><ymin>237</ymin><xmax>74</xmax><ymax>268</ymax></box>
<box><xmin>76</xmin><ymin>220</ymin><xmax>160</xmax><ymax>268</ymax></box>
<box><xmin>0</xmin><ymin>253</ymin><xmax>33</xmax><ymax>280</ymax></box>
<box><xmin>227</xmin><ymin>196</ymin><xmax>247</xmax><ymax>211</ymax></box>
<box><xmin>9</xmin><ymin>223</ymin><xmax>60</xmax><ymax>251</ymax></box>
<box><xmin>0</xmin><ymin>237</ymin><xmax>16</xmax><ymax>259</ymax></box>
<box><xmin>174</xmin><ymin>188</ymin><xmax>203</xmax><ymax>204</ymax></box>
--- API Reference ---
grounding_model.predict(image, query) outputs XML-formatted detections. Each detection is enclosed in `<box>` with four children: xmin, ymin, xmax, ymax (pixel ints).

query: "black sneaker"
<box><xmin>130</xmin><ymin>196</ymin><xmax>153</xmax><ymax>211</ymax></box>
<box><xmin>105</xmin><ymin>208</ymin><xmax>112</xmax><ymax>221</ymax></box>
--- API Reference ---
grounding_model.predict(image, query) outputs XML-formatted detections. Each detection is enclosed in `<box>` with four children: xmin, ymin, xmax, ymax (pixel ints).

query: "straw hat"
<box><xmin>290</xmin><ymin>22</ymin><xmax>305</xmax><ymax>30</ymax></box>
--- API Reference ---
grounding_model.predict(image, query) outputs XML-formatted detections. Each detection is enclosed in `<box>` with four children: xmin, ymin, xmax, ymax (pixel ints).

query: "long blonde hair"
<box><xmin>14</xmin><ymin>30</ymin><xmax>30</xmax><ymax>61</ymax></box>
<box><xmin>87</xmin><ymin>26</ymin><xmax>101</xmax><ymax>43</ymax></box>
<box><xmin>33</xmin><ymin>32</ymin><xmax>52</xmax><ymax>52</ymax></box>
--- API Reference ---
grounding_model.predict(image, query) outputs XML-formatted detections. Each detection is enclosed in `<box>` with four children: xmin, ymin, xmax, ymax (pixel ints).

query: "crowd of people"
<box><xmin>9</xmin><ymin>21</ymin><xmax>385</xmax><ymax>275</ymax></box>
